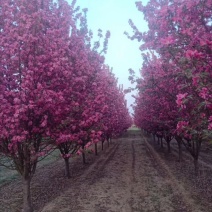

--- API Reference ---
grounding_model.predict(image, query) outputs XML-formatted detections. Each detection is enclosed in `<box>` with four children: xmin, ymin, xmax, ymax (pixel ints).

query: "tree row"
<box><xmin>128</xmin><ymin>0</ymin><xmax>211</xmax><ymax>174</ymax></box>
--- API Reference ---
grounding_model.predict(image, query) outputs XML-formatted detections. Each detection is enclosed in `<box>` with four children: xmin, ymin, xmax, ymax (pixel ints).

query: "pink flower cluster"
<box><xmin>176</xmin><ymin>93</ymin><xmax>188</xmax><ymax>108</ymax></box>
<box><xmin>199</xmin><ymin>87</ymin><xmax>209</xmax><ymax>100</ymax></box>
<box><xmin>176</xmin><ymin>121</ymin><xmax>189</xmax><ymax>133</ymax></box>
<box><xmin>208</xmin><ymin>116</ymin><xmax>212</xmax><ymax>130</ymax></box>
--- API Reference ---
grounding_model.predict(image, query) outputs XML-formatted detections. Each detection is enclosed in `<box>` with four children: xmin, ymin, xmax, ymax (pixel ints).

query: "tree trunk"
<box><xmin>64</xmin><ymin>158</ymin><xmax>70</xmax><ymax>178</ymax></box>
<box><xmin>153</xmin><ymin>134</ymin><xmax>156</xmax><ymax>142</ymax></box>
<box><xmin>95</xmin><ymin>143</ymin><xmax>98</xmax><ymax>156</ymax></box>
<box><xmin>82</xmin><ymin>145</ymin><xmax>86</xmax><ymax>164</ymax></box>
<box><xmin>165</xmin><ymin>137</ymin><xmax>171</xmax><ymax>153</ymax></box>
<box><xmin>22</xmin><ymin>177</ymin><xmax>33</xmax><ymax>212</ymax></box>
<box><xmin>157</xmin><ymin>136</ymin><xmax>160</xmax><ymax>145</ymax></box>
<box><xmin>176</xmin><ymin>138</ymin><xmax>182</xmax><ymax>162</ymax></box>
<box><xmin>82</xmin><ymin>152</ymin><xmax>86</xmax><ymax>164</ymax></box>
<box><xmin>102</xmin><ymin>140</ymin><xmax>104</xmax><ymax>151</ymax></box>
<box><xmin>107</xmin><ymin>139</ymin><xmax>109</xmax><ymax>147</ymax></box>
<box><xmin>194</xmin><ymin>140</ymin><xmax>201</xmax><ymax>176</ymax></box>
<box><xmin>160</xmin><ymin>138</ymin><xmax>163</xmax><ymax>148</ymax></box>
<box><xmin>167</xmin><ymin>140</ymin><xmax>171</xmax><ymax>153</ymax></box>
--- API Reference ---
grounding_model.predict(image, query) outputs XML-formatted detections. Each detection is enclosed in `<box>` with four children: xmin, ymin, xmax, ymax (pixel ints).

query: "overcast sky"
<box><xmin>68</xmin><ymin>0</ymin><xmax>148</xmax><ymax>114</ymax></box>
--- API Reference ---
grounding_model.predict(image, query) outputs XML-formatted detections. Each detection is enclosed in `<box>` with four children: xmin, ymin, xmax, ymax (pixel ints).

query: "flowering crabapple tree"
<box><xmin>0</xmin><ymin>0</ymin><xmax>81</xmax><ymax>211</ymax></box>
<box><xmin>51</xmin><ymin>10</ymin><xmax>112</xmax><ymax>175</ymax></box>
<box><xmin>95</xmin><ymin>66</ymin><xmax>132</xmax><ymax>147</ymax></box>
<box><xmin>51</xmin><ymin>31</ymin><xmax>105</xmax><ymax>176</ymax></box>
<box><xmin>131</xmin><ymin>53</ymin><xmax>179</xmax><ymax>152</ymax></box>
<box><xmin>127</xmin><ymin>0</ymin><xmax>212</xmax><ymax>173</ymax></box>
<box><xmin>70</xmin><ymin>63</ymin><xmax>131</xmax><ymax>164</ymax></box>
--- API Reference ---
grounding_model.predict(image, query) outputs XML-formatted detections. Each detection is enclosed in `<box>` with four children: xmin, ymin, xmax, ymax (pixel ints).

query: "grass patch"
<box><xmin>0</xmin><ymin>149</ymin><xmax>61</xmax><ymax>186</ymax></box>
<box><xmin>0</xmin><ymin>167</ymin><xmax>18</xmax><ymax>185</ymax></box>
<box><xmin>127</xmin><ymin>127</ymin><xmax>140</xmax><ymax>131</ymax></box>
<box><xmin>37</xmin><ymin>149</ymin><xmax>61</xmax><ymax>168</ymax></box>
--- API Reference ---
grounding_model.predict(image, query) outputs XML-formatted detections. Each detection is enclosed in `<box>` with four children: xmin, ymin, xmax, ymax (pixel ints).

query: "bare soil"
<box><xmin>0</xmin><ymin>131</ymin><xmax>212</xmax><ymax>212</ymax></box>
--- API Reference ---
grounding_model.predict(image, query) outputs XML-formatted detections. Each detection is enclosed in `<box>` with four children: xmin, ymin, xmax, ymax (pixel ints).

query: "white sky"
<box><xmin>68</xmin><ymin>0</ymin><xmax>149</xmax><ymax>114</ymax></box>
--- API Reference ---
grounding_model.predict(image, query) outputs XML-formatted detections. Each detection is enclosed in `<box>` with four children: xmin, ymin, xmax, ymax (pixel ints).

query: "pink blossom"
<box><xmin>208</xmin><ymin>116</ymin><xmax>212</xmax><ymax>130</ymax></box>
<box><xmin>62</xmin><ymin>154</ymin><xmax>71</xmax><ymax>159</ymax></box>
<box><xmin>76</xmin><ymin>149</ymin><xmax>82</xmax><ymax>155</ymax></box>
<box><xmin>40</xmin><ymin>119</ymin><xmax>47</xmax><ymax>127</ymax></box>
<box><xmin>185</xmin><ymin>50</ymin><xmax>204</xmax><ymax>59</ymax></box>
<box><xmin>176</xmin><ymin>93</ymin><xmax>188</xmax><ymax>107</ymax></box>
<box><xmin>161</xmin><ymin>36</ymin><xmax>175</xmax><ymax>45</ymax></box>
<box><xmin>208</xmin><ymin>123</ymin><xmax>212</xmax><ymax>130</ymax></box>
<box><xmin>176</xmin><ymin>121</ymin><xmax>189</xmax><ymax>133</ymax></box>
<box><xmin>14</xmin><ymin>98</ymin><xmax>21</xmax><ymax>104</ymax></box>
<box><xmin>37</xmin><ymin>152</ymin><xmax>46</xmax><ymax>157</ymax></box>
<box><xmin>94</xmin><ymin>139</ymin><xmax>99</xmax><ymax>143</ymax></box>
<box><xmin>199</xmin><ymin>87</ymin><xmax>208</xmax><ymax>100</ymax></box>
<box><xmin>200</xmin><ymin>113</ymin><xmax>206</xmax><ymax>118</ymax></box>
<box><xmin>85</xmin><ymin>142</ymin><xmax>92</xmax><ymax>148</ymax></box>
<box><xmin>192</xmin><ymin>76</ymin><xmax>199</xmax><ymax>86</ymax></box>
<box><xmin>97</xmin><ymin>131</ymin><xmax>102</xmax><ymax>136</ymax></box>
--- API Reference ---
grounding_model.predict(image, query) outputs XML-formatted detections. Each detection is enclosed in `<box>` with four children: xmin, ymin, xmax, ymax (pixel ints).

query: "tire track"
<box><xmin>129</xmin><ymin>136</ymin><xmax>177</xmax><ymax>212</ymax></box>
<box><xmin>131</xmin><ymin>140</ymin><xmax>136</xmax><ymax>182</ymax></box>
<box><xmin>41</xmin><ymin>140</ymin><xmax>121</xmax><ymax>212</ymax></box>
<box><xmin>143</xmin><ymin>136</ymin><xmax>203</xmax><ymax>212</ymax></box>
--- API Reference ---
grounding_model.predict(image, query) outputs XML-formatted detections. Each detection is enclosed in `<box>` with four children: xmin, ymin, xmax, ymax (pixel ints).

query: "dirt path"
<box><xmin>1</xmin><ymin>132</ymin><xmax>209</xmax><ymax>212</ymax></box>
<box><xmin>41</xmin><ymin>134</ymin><xmax>201</xmax><ymax>212</ymax></box>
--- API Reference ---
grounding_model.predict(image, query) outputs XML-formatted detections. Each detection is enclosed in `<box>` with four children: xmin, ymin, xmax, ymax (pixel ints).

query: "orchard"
<box><xmin>0</xmin><ymin>0</ymin><xmax>212</xmax><ymax>211</ymax></box>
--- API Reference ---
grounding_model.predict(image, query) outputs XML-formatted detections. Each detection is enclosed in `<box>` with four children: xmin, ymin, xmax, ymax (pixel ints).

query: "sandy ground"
<box><xmin>0</xmin><ymin>132</ymin><xmax>212</xmax><ymax>212</ymax></box>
